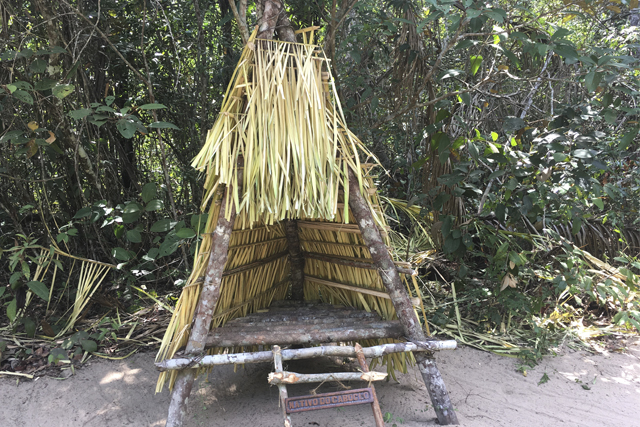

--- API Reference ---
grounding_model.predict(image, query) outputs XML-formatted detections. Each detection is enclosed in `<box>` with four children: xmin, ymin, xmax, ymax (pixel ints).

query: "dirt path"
<box><xmin>1</xmin><ymin>340</ymin><xmax>638</xmax><ymax>427</ymax></box>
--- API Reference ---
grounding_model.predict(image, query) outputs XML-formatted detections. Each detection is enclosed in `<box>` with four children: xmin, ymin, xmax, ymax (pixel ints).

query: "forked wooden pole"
<box><xmin>347</xmin><ymin>167</ymin><xmax>459</xmax><ymax>425</ymax></box>
<box><xmin>165</xmin><ymin>184</ymin><xmax>238</xmax><ymax>427</ymax></box>
<box><xmin>272</xmin><ymin>346</ymin><xmax>292</xmax><ymax>427</ymax></box>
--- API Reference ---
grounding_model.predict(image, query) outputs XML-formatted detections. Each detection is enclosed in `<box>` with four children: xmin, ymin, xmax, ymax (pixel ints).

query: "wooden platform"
<box><xmin>205</xmin><ymin>301</ymin><xmax>405</xmax><ymax>348</ymax></box>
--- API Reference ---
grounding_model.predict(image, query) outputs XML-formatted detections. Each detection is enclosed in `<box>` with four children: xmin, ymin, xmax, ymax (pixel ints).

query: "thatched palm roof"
<box><xmin>156</xmin><ymin>30</ymin><xmax>426</xmax><ymax>391</ymax></box>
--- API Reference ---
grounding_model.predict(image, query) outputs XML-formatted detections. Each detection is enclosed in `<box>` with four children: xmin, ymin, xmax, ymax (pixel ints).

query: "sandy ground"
<box><xmin>1</xmin><ymin>339</ymin><xmax>639</xmax><ymax>427</ymax></box>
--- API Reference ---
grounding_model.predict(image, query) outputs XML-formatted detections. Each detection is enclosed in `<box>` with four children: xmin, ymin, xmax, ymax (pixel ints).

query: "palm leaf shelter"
<box><xmin>154</xmin><ymin>20</ymin><xmax>459</xmax><ymax>427</ymax></box>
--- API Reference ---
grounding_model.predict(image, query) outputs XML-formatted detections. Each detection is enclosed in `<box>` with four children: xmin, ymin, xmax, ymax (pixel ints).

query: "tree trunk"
<box><xmin>348</xmin><ymin>167</ymin><xmax>459</xmax><ymax>425</ymax></box>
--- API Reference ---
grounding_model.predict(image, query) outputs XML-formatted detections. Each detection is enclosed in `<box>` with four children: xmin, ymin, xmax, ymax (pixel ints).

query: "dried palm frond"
<box><xmin>6</xmin><ymin>245</ymin><xmax>115</xmax><ymax>337</ymax></box>
<box><xmin>192</xmin><ymin>31</ymin><xmax>377</xmax><ymax>225</ymax></box>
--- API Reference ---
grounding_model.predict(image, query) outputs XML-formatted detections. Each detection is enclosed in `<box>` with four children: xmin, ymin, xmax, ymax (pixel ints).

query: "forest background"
<box><xmin>1</xmin><ymin>0</ymin><xmax>639</xmax><ymax>367</ymax></box>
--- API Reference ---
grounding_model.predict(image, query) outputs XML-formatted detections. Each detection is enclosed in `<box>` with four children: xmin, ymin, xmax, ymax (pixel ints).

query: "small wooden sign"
<box><xmin>285</xmin><ymin>388</ymin><xmax>374</xmax><ymax>413</ymax></box>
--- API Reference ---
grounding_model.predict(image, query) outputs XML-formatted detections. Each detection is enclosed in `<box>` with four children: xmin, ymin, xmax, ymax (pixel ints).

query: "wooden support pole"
<box><xmin>284</xmin><ymin>220</ymin><xmax>305</xmax><ymax>300</ymax></box>
<box><xmin>354</xmin><ymin>343</ymin><xmax>385</xmax><ymax>427</ymax></box>
<box><xmin>268</xmin><ymin>371</ymin><xmax>387</xmax><ymax>385</ymax></box>
<box><xmin>164</xmin><ymin>184</ymin><xmax>238</xmax><ymax>427</ymax></box>
<box><xmin>347</xmin><ymin>167</ymin><xmax>459</xmax><ymax>425</ymax></box>
<box><xmin>273</xmin><ymin>346</ymin><xmax>292</xmax><ymax>427</ymax></box>
<box><xmin>155</xmin><ymin>340</ymin><xmax>458</xmax><ymax>371</ymax></box>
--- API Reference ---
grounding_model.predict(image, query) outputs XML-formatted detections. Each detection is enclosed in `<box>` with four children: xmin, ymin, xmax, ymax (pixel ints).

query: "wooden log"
<box><xmin>272</xmin><ymin>346</ymin><xmax>292</xmax><ymax>427</ymax></box>
<box><xmin>355</xmin><ymin>343</ymin><xmax>384</xmax><ymax>427</ymax></box>
<box><xmin>227</xmin><ymin>313</ymin><xmax>380</xmax><ymax>326</ymax></box>
<box><xmin>284</xmin><ymin>220</ymin><xmax>305</xmax><ymax>300</ymax></box>
<box><xmin>268</xmin><ymin>371</ymin><xmax>387</xmax><ymax>385</ymax></box>
<box><xmin>305</xmin><ymin>276</ymin><xmax>422</xmax><ymax>307</ymax></box>
<box><xmin>304</xmin><ymin>251</ymin><xmax>417</xmax><ymax>276</ymax></box>
<box><xmin>347</xmin><ymin>167</ymin><xmax>459</xmax><ymax>425</ymax></box>
<box><xmin>205</xmin><ymin>321</ymin><xmax>405</xmax><ymax>348</ymax></box>
<box><xmin>155</xmin><ymin>340</ymin><xmax>458</xmax><ymax>371</ymax></box>
<box><xmin>165</xmin><ymin>182</ymin><xmax>238</xmax><ymax>427</ymax></box>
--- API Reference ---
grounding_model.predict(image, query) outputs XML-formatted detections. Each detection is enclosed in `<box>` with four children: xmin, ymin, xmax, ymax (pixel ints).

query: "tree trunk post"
<box><xmin>347</xmin><ymin>167</ymin><xmax>459</xmax><ymax>425</ymax></box>
<box><xmin>165</xmin><ymin>184</ymin><xmax>238</xmax><ymax>427</ymax></box>
<box><xmin>284</xmin><ymin>220</ymin><xmax>305</xmax><ymax>300</ymax></box>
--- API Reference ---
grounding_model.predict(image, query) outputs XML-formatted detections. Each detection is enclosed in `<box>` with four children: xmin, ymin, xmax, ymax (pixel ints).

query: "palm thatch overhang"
<box><xmin>155</xmin><ymin>30</ymin><xmax>428</xmax><ymax>392</ymax></box>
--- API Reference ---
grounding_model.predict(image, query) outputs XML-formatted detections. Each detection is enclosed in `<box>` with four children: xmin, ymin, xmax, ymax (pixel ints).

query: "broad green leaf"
<box><xmin>145</xmin><ymin>199</ymin><xmax>164</xmax><ymax>211</ymax></box>
<box><xmin>7</xmin><ymin>299</ymin><xmax>17</xmax><ymax>322</ymax></box>
<box><xmin>148</xmin><ymin>121</ymin><xmax>180</xmax><ymax>130</ymax></box>
<box><xmin>553</xmin><ymin>44</ymin><xmax>578</xmax><ymax>63</ymax></box>
<box><xmin>443</xmin><ymin>237</ymin><xmax>460</xmax><ymax>254</ymax></box>
<box><xmin>127</xmin><ymin>229</ymin><xmax>142</xmax><ymax>243</ymax></box>
<box><xmin>572</xmin><ymin>149</ymin><xmax>594</xmax><ymax>159</ymax></box>
<box><xmin>151</xmin><ymin>218</ymin><xmax>174</xmax><ymax>232</ymax></box>
<box><xmin>491</xmin><ymin>132</ymin><xmax>498</xmax><ymax>141</ymax></box>
<box><xmin>124</xmin><ymin>202</ymin><xmax>143</xmax><ymax>213</ymax></box>
<box><xmin>502</xmin><ymin>116</ymin><xmax>525</xmax><ymax>132</ymax></box>
<box><xmin>27</xmin><ymin>281</ymin><xmax>49</xmax><ymax>301</ymax></box>
<box><xmin>551</xmin><ymin>28</ymin><xmax>571</xmax><ymax>41</ymax></box>
<box><xmin>176</xmin><ymin>228</ymin><xmax>196</xmax><ymax>239</ymax></box>
<box><xmin>34</xmin><ymin>79</ymin><xmax>58</xmax><ymax>91</ymax></box>
<box><xmin>158</xmin><ymin>239</ymin><xmax>179</xmax><ymax>257</ymax></box>
<box><xmin>592</xmin><ymin>198</ymin><xmax>604</xmax><ymax>210</ymax></box>
<box><xmin>122</xmin><ymin>211</ymin><xmax>142</xmax><ymax>224</ymax></box>
<box><xmin>9</xmin><ymin>271</ymin><xmax>22</xmax><ymax>285</ymax></box>
<box><xmin>30</xmin><ymin>59</ymin><xmax>47</xmax><ymax>73</ymax></box>
<box><xmin>459</xmin><ymin>92</ymin><xmax>471</xmax><ymax>106</ymax></box>
<box><xmin>141</xmin><ymin>182</ymin><xmax>157</xmax><ymax>203</ymax></box>
<box><xmin>483</xmin><ymin>8</ymin><xmax>506</xmax><ymax>23</ymax></box>
<box><xmin>74</xmin><ymin>207</ymin><xmax>92</xmax><ymax>219</ymax></box>
<box><xmin>12</xmin><ymin>81</ymin><xmax>32</xmax><ymax>90</ymax></box>
<box><xmin>13</xmin><ymin>90</ymin><xmax>33</xmax><ymax>105</ymax></box>
<box><xmin>112</xmin><ymin>247</ymin><xmax>131</xmax><ymax>261</ymax></box>
<box><xmin>114</xmin><ymin>224</ymin><xmax>125</xmax><ymax>239</ymax></box>
<box><xmin>117</xmin><ymin>119</ymin><xmax>137</xmax><ymax>138</ymax></box>
<box><xmin>69</xmin><ymin>109</ymin><xmax>92</xmax><ymax>120</ymax></box>
<box><xmin>139</xmin><ymin>103</ymin><xmax>167</xmax><ymax>110</ymax></box>
<box><xmin>105</xmin><ymin>95</ymin><xmax>115</xmax><ymax>106</ymax></box>
<box><xmin>585</xmin><ymin>70</ymin><xmax>602</xmax><ymax>93</ymax></box>
<box><xmin>470</xmin><ymin>55</ymin><xmax>483</xmax><ymax>76</ymax></box>
<box><xmin>147</xmin><ymin>248</ymin><xmax>159</xmax><ymax>260</ymax></box>
<box><xmin>52</xmin><ymin>84</ymin><xmax>75</xmax><ymax>99</ymax></box>
<box><xmin>81</xmin><ymin>339</ymin><xmax>98</xmax><ymax>352</ymax></box>
<box><xmin>620</xmin><ymin>127</ymin><xmax>639</xmax><ymax>149</ymax></box>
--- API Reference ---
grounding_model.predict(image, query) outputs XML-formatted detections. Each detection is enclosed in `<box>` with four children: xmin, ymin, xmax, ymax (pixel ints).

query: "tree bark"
<box><xmin>205</xmin><ymin>321</ymin><xmax>404</xmax><ymax>347</ymax></box>
<box><xmin>284</xmin><ymin>220</ymin><xmax>305</xmax><ymax>300</ymax></box>
<box><xmin>165</xmin><ymin>184</ymin><xmax>238</xmax><ymax>427</ymax></box>
<box><xmin>347</xmin><ymin>167</ymin><xmax>459</xmax><ymax>425</ymax></box>
<box><xmin>156</xmin><ymin>340</ymin><xmax>457</xmax><ymax>371</ymax></box>
<box><xmin>256</xmin><ymin>0</ymin><xmax>296</xmax><ymax>42</ymax></box>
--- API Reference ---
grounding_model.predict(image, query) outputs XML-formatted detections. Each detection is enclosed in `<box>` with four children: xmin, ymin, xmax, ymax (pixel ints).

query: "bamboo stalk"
<box><xmin>304</xmin><ymin>251</ymin><xmax>417</xmax><ymax>276</ymax></box>
<box><xmin>305</xmin><ymin>276</ymin><xmax>421</xmax><ymax>307</ymax></box>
